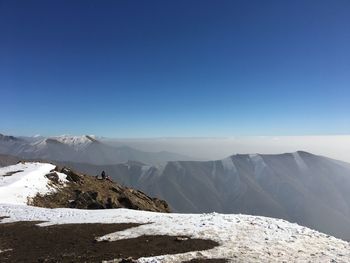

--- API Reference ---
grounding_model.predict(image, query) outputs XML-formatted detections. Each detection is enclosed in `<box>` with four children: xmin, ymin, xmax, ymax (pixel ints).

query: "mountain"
<box><xmin>0</xmin><ymin>161</ymin><xmax>170</xmax><ymax>213</ymax></box>
<box><xmin>56</xmin><ymin>151</ymin><xmax>350</xmax><ymax>241</ymax></box>
<box><xmin>0</xmin><ymin>134</ymin><xmax>190</xmax><ymax>165</ymax></box>
<box><xmin>0</xmin><ymin>154</ymin><xmax>20</xmax><ymax>167</ymax></box>
<box><xmin>1</xmin><ymin>162</ymin><xmax>350</xmax><ymax>262</ymax></box>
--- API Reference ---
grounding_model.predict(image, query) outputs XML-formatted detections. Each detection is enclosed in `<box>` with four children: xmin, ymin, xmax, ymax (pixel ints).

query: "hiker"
<box><xmin>101</xmin><ymin>170</ymin><xmax>106</xmax><ymax>180</ymax></box>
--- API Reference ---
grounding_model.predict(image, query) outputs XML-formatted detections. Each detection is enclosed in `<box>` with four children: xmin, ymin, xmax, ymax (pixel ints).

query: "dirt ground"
<box><xmin>0</xmin><ymin>221</ymin><xmax>220</xmax><ymax>262</ymax></box>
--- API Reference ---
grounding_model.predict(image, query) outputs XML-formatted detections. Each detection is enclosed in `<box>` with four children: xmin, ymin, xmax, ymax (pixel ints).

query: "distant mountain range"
<box><xmin>0</xmin><ymin>133</ymin><xmax>190</xmax><ymax>165</ymax></box>
<box><xmin>43</xmin><ymin>151</ymin><xmax>350</xmax><ymax>242</ymax></box>
<box><xmin>2</xmin><ymin>134</ymin><xmax>350</xmax><ymax>241</ymax></box>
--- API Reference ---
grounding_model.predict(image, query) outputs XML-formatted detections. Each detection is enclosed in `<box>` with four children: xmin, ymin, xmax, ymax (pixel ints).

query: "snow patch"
<box><xmin>249</xmin><ymin>154</ymin><xmax>268</xmax><ymax>179</ymax></box>
<box><xmin>154</xmin><ymin>164</ymin><xmax>166</xmax><ymax>178</ymax></box>
<box><xmin>172</xmin><ymin>161</ymin><xmax>183</xmax><ymax>172</ymax></box>
<box><xmin>292</xmin><ymin>152</ymin><xmax>308</xmax><ymax>171</ymax></box>
<box><xmin>211</xmin><ymin>161</ymin><xmax>217</xmax><ymax>177</ymax></box>
<box><xmin>139</xmin><ymin>165</ymin><xmax>152</xmax><ymax>179</ymax></box>
<box><xmin>0</xmin><ymin>162</ymin><xmax>67</xmax><ymax>205</ymax></box>
<box><xmin>221</xmin><ymin>156</ymin><xmax>237</xmax><ymax>173</ymax></box>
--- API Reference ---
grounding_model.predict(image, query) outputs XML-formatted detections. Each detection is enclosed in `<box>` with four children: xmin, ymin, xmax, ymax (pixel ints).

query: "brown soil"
<box><xmin>31</xmin><ymin>167</ymin><xmax>170</xmax><ymax>213</ymax></box>
<box><xmin>0</xmin><ymin>221</ymin><xmax>219</xmax><ymax>262</ymax></box>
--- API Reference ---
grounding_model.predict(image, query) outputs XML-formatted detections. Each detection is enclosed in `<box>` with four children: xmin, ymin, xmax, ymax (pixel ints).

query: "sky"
<box><xmin>1</xmin><ymin>0</ymin><xmax>350</xmax><ymax>137</ymax></box>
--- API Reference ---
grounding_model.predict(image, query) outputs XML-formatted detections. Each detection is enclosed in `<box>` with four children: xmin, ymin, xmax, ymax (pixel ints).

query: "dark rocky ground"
<box><xmin>0</xmin><ymin>220</ymin><xmax>220</xmax><ymax>262</ymax></box>
<box><xmin>31</xmin><ymin>166</ymin><xmax>170</xmax><ymax>213</ymax></box>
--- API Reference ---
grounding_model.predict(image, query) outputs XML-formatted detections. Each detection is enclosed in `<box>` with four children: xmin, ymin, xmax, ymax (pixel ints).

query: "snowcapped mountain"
<box><xmin>58</xmin><ymin>151</ymin><xmax>350</xmax><ymax>242</ymax></box>
<box><xmin>46</xmin><ymin>135</ymin><xmax>97</xmax><ymax>150</ymax></box>
<box><xmin>0</xmin><ymin>134</ymin><xmax>190</xmax><ymax>165</ymax></box>
<box><xmin>0</xmin><ymin>162</ymin><xmax>349</xmax><ymax>262</ymax></box>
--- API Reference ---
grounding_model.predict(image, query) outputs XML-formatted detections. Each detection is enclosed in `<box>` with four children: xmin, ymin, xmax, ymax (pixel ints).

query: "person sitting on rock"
<box><xmin>101</xmin><ymin>170</ymin><xmax>106</xmax><ymax>180</ymax></box>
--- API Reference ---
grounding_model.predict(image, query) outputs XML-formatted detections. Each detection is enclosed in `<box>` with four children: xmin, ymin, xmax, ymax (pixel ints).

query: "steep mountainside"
<box><xmin>57</xmin><ymin>152</ymin><xmax>350</xmax><ymax>241</ymax></box>
<box><xmin>0</xmin><ymin>154</ymin><xmax>20</xmax><ymax>167</ymax></box>
<box><xmin>0</xmin><ymin>134</ymin><xmax>190</xmax><ymax>165</ymax></box>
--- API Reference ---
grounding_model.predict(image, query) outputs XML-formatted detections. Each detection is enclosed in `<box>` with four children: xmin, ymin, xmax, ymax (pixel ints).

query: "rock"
<box><xmin>69</xmin><ymin>190</ymin><xmax>105</xmax><ymax>209</ymax></box>
<box><xmin>117</xmin><ymin>195</ymin><xmax>138</xmax><ymax>210</ymax></box>
<box><xmin>60</xmin><ymin>167</ymin><xmax>81</xmax><ymax>183</ymax></box>
<box><xmin>33</xmin><ymin>166</ymin><xmax>171</xmax><ymax>213</ymax></box>
<box><xmin>106</xmin><ymin>197</ymin><xmax>119</xmax><ymax>208</ymax></box>
<box><xmin>152</xmin><ymin>198</ymin><xmax>170</xmax><ymax>212</ymax></box>
<box><xmin>87</xmin><ymin>202</ymin><xmax>105</xmax><ymax>209</ymax></box>
<box><xmin>45</xmin><ymin>172</ymin><xmax>59</xmax><ymax>184</ymax></box>
<box><xmin>86</xmin><ymin>191</ymin><xmax>98</xmax><ymax>200</ymax></box>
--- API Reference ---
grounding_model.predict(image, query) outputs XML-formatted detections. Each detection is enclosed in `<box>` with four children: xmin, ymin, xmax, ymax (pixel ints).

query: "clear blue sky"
<box><xmin>1</xmin><ymin>0</ymin><xmax>349</xmax><ymax>137</ymax></box>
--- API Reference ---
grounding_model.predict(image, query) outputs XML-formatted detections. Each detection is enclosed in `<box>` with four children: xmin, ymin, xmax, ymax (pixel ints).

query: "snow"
<box><xmin>0</xmin><ymin>162</ymin><xmax>67</xmax><ymax>205</ymax></box>
<box><xmin>292</xmin><ymin>152</ymin><xmax>308</xmax><ymax>171</ymax></box>
<box><xmin>0</xmin><ymin>204</ymin><xmax>349</xmax><ymax>262</ymax></box>
<box><xmin>53</xmin><ymin>135</ymin><xmax>94</xmax><ymax>149</ymax></box>
<box><xmin>249</xmin><ymin>154</ymin><xmax>268</xmax><ymax>179</ymax></box>
<box><xmin>172</xmin><ymin>161</ymin><xmax>185</xmax><ymax>173</ymax></box>
<box><xmin>221</xmin><ymin>156</ymin><xmax>237</xmax><ymax>173</ymax></box>
<box><xmin>1</xmin><ymin>162</ymin><xmax>350</xmax><ymax>262</ymax></box>
<box><xmin>139</xmin><ymin>165</ymin><xmax>152</xmax><ymax>179</ymax></box>
<box><xmin>30</xmin><ymin>135</ymin><xmax>95</xmax><ymax>150</ymax></box>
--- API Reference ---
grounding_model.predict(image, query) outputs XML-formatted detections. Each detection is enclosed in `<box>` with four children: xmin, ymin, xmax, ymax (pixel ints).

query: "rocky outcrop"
<box><xmin>32</xmin><ymin>167</ymin><xmax>170</xmax><ymax>213</ymax></box>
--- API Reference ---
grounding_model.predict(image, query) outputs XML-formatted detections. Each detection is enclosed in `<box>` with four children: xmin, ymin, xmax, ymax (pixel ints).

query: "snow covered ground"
<box><xmin>1</xmin><ymin>162</ymin><xmax>350</xmax><ymax>262</ymax></box>
<box><xmin>0</xmin><ymin>162</ymin><xmax>67</xmax><ymax>205</ymax></box>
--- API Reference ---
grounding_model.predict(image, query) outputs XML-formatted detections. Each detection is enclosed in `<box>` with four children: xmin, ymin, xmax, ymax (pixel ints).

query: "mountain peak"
<box><xmin>53</xmin><ymin>135</ymin><xmax>97</xmax><ymax>146</ymax></box>
<box><xmin>0</xmin><ymin>133</ymin><xmax>20</xmax><ymax>142</ymax></box>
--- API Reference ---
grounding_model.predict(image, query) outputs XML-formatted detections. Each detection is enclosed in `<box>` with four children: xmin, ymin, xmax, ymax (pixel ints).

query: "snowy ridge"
<box><xmin>30</xmin><ymin>135</ymin><xmax>96</xmax><ymax>150</ymax></box>
<box><xmin>0</xmin><ymin>162</ymin><xmax>67</xmax><ymax>205</ymax></box>
<box><xmin>52</xmin><ymin>135</ymin><xmax>96</xmax><ymax>149</ymax></box>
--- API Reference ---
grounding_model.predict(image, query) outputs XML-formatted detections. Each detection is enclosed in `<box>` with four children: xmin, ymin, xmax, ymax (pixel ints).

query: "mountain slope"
<box><xmin>0</xmin><ymin>154</ymin><xmax>20</xmax><ymax>167</ymax></box>
<box><xmin>0</xmin><ymin>162</ymin><xmax>169</xmax><ymax>212</ymax></box>
<box><xmin>1</xmin><ymin>160</ymin><xmax>350</xmax><ymax>262</ymax></box>
<box><xmin>57</xmin><ymin>151</ymin><xmax>350</xmax><ymax>241</ymax></box>
<box><xmin>0</xmin><ymin>134</ymin><xmax>190</xmax><ymax>165</ymax></box>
